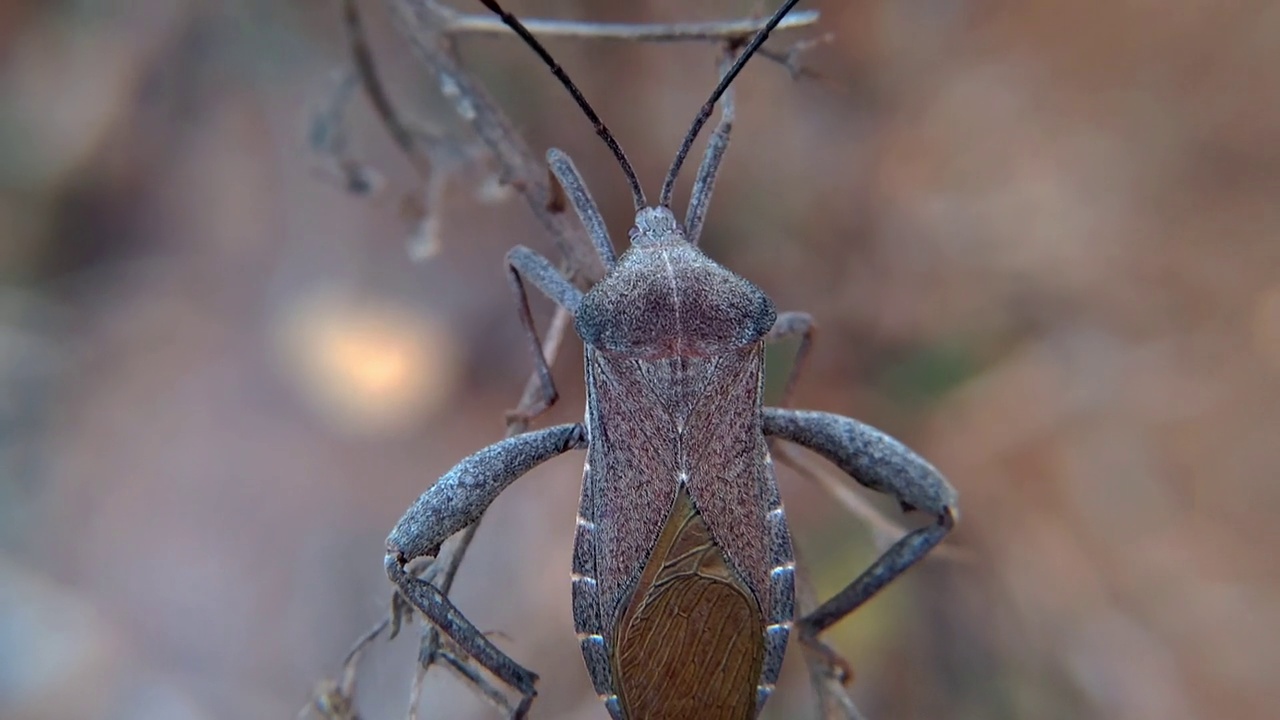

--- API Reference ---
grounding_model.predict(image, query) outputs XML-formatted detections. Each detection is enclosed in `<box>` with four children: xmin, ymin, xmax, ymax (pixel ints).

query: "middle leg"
<box><xmin>764</xmin><ymin>310</ymin><xmax>815</xmax><ymax>409</ymax></box>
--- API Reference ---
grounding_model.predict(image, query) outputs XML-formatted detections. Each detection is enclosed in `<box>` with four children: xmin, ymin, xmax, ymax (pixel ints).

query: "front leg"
<box><xmin>762</xmin><ymin>409</ymin><xmax>958</xmax><ymax>641</ymax></box>
<box><xmin>504</xmin><ymin>246</ymin><xmax>584</xmax><ymax>425</ymax></box>
<box><xmin>386</xmin><ymin>423</ymin><xmax>587</xmax><ymax>713</ymax></box>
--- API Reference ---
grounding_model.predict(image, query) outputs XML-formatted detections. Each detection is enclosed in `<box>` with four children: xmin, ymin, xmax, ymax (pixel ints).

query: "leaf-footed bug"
<box><xmin>384</xmin><ymin>0</ymin><xmax>960</xmax><ymax>717</ymax></box>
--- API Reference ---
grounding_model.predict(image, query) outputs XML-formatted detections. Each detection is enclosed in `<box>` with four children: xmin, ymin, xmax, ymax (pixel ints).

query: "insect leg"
<box><xmin>764</xmin><ymin>311</ymin><xmax>815</xmax><ymax>409</ymax></box>
<box><xmin>685</xmin><ymin>50</ymin><xmax>736</xmax><ymax>247</ymax></box>
<box><xmin>505</xmin><ymin>246</ymin><xmax>584</xmax><ymax>423</ymax></box>
<box><xmin>546</xmin><ymin>148</ymin><xmax>617</xmax><ymax>270</ymax></box>
<box><xmin>761</xmin><ymin>408</ymin><xmax>958</xmax><ymax>635</ymax></box>
<box><xmin>386</xmin><ymin>423</ymin><xmax>587</xmax><ymax>711</ymax></box>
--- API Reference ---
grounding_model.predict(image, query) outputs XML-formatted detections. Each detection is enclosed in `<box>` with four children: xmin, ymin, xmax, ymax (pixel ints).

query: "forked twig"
<box><xmin>325</xmin><ymin>0</ymin><xmax>824</xmax><ymax>225</ymax></box>
<box><xmin>325</xmin><ymin>0</ymin><xmax>824</xmax><ymax>262</ymax></box>
<box><xmin>341</xmin><ymin>0</ymin><xmax>431</xmax><ymax>178</ymax></box>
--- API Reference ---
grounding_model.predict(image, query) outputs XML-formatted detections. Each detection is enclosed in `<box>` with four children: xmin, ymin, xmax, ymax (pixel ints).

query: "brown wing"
<box><xmin>612</xmin><ymin>485</ymin><xmax>765</xmax><ymax>720</ymax></box>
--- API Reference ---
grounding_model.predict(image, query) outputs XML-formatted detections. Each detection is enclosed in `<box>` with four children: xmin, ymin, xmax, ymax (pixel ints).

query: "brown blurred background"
<box><xmin>2</xmin><ymin>1</ymin><xmax>1277</xmax><ymax>718</ymax></box>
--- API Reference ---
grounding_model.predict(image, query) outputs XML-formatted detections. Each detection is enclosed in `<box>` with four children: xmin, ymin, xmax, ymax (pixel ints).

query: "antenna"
<box><xmin>659</xmin><ymin>0</ymin><xmax>802</xmax><ymax>208</ymax></box>
<box><xmin>477</xmin><ymin>0</ymin><xmax>646</xmax><ymax>211</ymax></box>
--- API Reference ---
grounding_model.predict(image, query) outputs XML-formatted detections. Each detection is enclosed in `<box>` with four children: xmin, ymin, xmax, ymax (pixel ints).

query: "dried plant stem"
<box><xmin>341</xmin><ymin>0</ymin><xmax>431</xmax><ymax>179</ymax></box>
<box><xmin>430</xmin><ymin>5</ymin><xmax>820</xmax><ymax>41</ymax></box>
<box><xmin>392</xmin><ymin>0</ymin><xmax>606</xmax><ymax>280</ymax></box>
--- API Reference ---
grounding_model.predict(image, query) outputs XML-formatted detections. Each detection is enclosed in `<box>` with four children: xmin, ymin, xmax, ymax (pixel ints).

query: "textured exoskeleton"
<box><xmin>385</xmin><ymin>1</ymin><xmax>959</xmax><ymax>718</ymax></box>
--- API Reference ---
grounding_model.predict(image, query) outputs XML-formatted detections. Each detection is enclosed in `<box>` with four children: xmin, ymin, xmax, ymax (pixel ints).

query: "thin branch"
<box><xmin>429</xmin><ymin>5</ymin><xmax>820</xmax><ymax>41</ymax></box>
<box><xmin>308</xmin><ymin>69</ymin><xmax>386</xmax><ymax>197</ymax></box>
<box><xmin>392</xmin><ymin>0</ymin><xmax>606</xmax><ymax>281</ymax></box>
<box><xmin>793</xmin><ymin>544</ymin><xmax>867</xmax><ymax>720</ymax></box>
<box><xmin>758</xmin><ymin>31</ymin><xmax>835</xmax><ymax>81</ymax></box>
<box><xmin>298</xmin><ymin>614</ymin><xmax>389</xmax><ymax>719</ymax></box>
<box><xmin>341</xmin><ymin>0</ymin><xmax>431</xmax><ymax>179</ymax></box>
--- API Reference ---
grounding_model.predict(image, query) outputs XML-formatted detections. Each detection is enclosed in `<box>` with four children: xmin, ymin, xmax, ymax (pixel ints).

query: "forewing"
<box><xmin>683</xmin><ymin>343</ymin><xmax>773</xmax><ymax>607</ymax></box>
<box><xmin>584</xmin><ymin>348</ymin><xmax>682</xmax><ymax>626</ymax></box>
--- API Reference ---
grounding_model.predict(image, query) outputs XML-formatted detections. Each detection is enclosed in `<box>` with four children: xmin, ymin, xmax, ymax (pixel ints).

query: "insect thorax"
<box><xmin>574</xmin><ymin>210</ymin><xmax>776</xmax><ymax>359</ymax></box>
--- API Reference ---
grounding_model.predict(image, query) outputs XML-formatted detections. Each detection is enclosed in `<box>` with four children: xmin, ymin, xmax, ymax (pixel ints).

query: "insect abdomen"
<box><xmin>611</xmin><ymin>485</ymin><xmax>765</xmax><ymax>719</ymax></box>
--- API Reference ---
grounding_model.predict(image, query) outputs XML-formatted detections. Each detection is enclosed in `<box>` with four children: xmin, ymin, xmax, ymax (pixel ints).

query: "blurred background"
<box><xmin>2</xmin><ymin>0</ymin><xmax>1278</xmax><ymax>718</ymax></box>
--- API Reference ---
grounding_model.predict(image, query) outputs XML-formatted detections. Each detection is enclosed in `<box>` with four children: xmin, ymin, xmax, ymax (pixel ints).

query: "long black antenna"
<box><xmin>477</xmin><ymin>0</ymin><xmax>646</xmax><ymax>211</ymax></box>
<box><xmin>658</xmin><ymin>0</ymin><xmax>802</xmax><ymax>208</ymax></box>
